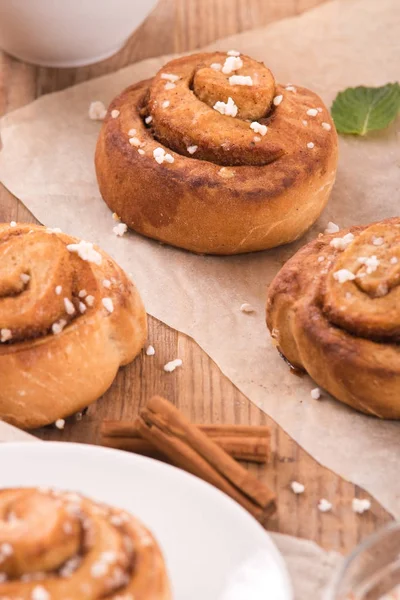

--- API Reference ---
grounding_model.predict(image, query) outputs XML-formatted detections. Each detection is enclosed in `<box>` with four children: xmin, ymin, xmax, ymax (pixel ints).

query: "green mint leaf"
<box><xmin>331</xmin><ymin>83</ymin><xmax>400</xmax><ymax>135</ymax></box>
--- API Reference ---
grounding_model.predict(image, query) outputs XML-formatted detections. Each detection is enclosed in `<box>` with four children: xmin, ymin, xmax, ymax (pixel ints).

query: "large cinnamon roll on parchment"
<box><xmin>0</xmin><ymin>223</ymin><xmax>147</xmax><ymax>429</ymax></box>
<box><xmin>0</xmin><ymin>487</ymin><xmax>171</xmax><ymax>598</ymax></box>
<box><xmin>267</xmin><ymin>218</ymin><xmax>400</xmax><ymax>418</ymax></box>
<box><xmin>95</xmin><ymin>51</ymin><xmax>338</xmax><ymax>255</ymax></box>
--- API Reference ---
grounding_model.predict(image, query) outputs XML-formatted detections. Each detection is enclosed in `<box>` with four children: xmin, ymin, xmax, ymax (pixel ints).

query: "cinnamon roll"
<box><xmin>266</xmin><ymin>218</ymin><xmax>400</xmax><ymax>418</ymax></box>
<box><xmin>0</xmin><ymin>223</ymin><xmax>147</xmax><ymax>429</ymax></box>
<box><xmin>0</xmin><ymin>487</ymin><xmax>171</xmax><ymax>598</ymax></box>
<box><xmin>95</xmin><ymin>51</ymin><xmax>338</xmax><ymax>255</ymax></box>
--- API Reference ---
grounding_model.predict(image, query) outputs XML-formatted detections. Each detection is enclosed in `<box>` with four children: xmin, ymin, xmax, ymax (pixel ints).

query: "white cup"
<box><xmin>0</xmin><ymin>0</ymin><xmax>159</xmax><ymax>67</ymax></box>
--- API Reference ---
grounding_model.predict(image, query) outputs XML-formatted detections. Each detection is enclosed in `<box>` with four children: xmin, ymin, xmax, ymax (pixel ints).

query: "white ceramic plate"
<box><xmin>0</xmin><ymin>442</ymin><xmax>292</xmax><ymax>599</ymax></box>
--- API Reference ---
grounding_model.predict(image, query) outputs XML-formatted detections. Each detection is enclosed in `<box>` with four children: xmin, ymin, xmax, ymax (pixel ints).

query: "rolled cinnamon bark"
<box><xmin>136</xmin><ymin>396</ymin><xmax>276</xmax><ymax>522</ymax></box>
<box><xmin>101</xmin><ymin>420</ymin><xmax>271</xmax><ymax>463</ymax></box>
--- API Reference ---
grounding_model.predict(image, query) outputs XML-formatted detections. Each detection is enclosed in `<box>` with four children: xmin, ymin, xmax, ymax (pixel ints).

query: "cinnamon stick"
<box><xmin>101</xmin><ymin>420</ymin><xmax>270</xmax><ymax>463</ymax></box>
<box><xmin>136</xmin><ymin>396</ymin><xmax>276</xmax><ymax>522</ymax></box>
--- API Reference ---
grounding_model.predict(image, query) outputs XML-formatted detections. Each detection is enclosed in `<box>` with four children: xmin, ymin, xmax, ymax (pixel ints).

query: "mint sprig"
<box><xmin>331</xmin><ymin>83</ymin><xmax>400</xmax><ymax>135</ymax></box>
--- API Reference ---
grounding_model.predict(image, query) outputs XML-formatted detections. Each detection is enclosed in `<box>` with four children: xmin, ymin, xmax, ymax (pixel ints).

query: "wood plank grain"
<box><xmin>0</xmin><ymin>0</ymin><xmax>392</xmax><ymax>553</ymax></box>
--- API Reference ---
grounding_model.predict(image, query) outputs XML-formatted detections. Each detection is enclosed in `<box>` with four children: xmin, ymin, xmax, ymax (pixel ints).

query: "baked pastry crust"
<box><xmin>95</xmin><ymin>51</ymin><xmax>338</xmax><ymax>255</ymax></box>
<box><xmin>0</xmin><ymin>223</ymin><xmax>147</xmax><ymax>429</ymax></box>
<box><xmin>266</xmin><ymin>217</ymin><xmax>400</xmax><ymax>418</ymax></box>
<box><xmin>0</xmin><ymin>487</ymin><xmax>171</xmax><ymax>598</ymax></box>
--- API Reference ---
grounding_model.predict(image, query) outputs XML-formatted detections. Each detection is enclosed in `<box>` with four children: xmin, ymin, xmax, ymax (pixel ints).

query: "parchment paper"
<box><xmin>0</xmin><ymin>421</ymin><xmax>341</xmax><ymax>599</ymax></box>
<box><xmin>0</xmin><ymin>0</ymin><xmax>399</xmax><ymax>518</ymax></box>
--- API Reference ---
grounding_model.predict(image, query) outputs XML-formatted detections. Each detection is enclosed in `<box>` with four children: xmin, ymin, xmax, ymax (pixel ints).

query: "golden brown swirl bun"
<box><xmin>0</xmin><ymin>487</ymin><xmax>171</xmax><ymax>599</ymax></box>
<box><xmin>95</xmin><ymin>51</ymin><xmax>338</xmax><ymax>255</ymax></box>
<box><xmin>0</xmin><ymin>223</ymin><xmax>147</xmax><ymax>429</ymax></box>
<box><xmin>266</xmin><ymin>218</ymin><xmax>400</xmax><ymax>418</ymax></box>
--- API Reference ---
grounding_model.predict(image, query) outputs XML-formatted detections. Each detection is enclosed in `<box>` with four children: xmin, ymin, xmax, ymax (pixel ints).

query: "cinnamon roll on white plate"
<box><xmin>0</xmin><ymin>442</ymin><xmax>293</xmax><ymax>599</ymax></box>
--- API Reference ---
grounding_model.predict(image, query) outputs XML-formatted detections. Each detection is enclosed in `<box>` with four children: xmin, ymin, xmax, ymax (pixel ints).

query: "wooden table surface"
<box><xmin>0</xmin><ymin>0</ymin><xmax>392</xmax><ymax>554</ymax></box>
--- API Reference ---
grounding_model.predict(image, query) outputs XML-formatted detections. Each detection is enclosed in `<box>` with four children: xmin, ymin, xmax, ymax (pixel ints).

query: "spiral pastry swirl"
<box><xmin>0</xmin><ymin>223</ymin><xmax>147</xmax><ymax>429</ymax></box>
<box><xmin>0</xmin><ymin>488</ymin><xmax>170</xmax><ymax>599</ymax></box>
<box><xmin>95</xmin><ymin>51</ymin><xmax>338</xmax><ymax>255</ymax></box>
<box><xmin>267</xmin><ymin>218</ymin><xmax>400</xmax><ymax>418</ymax></box>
